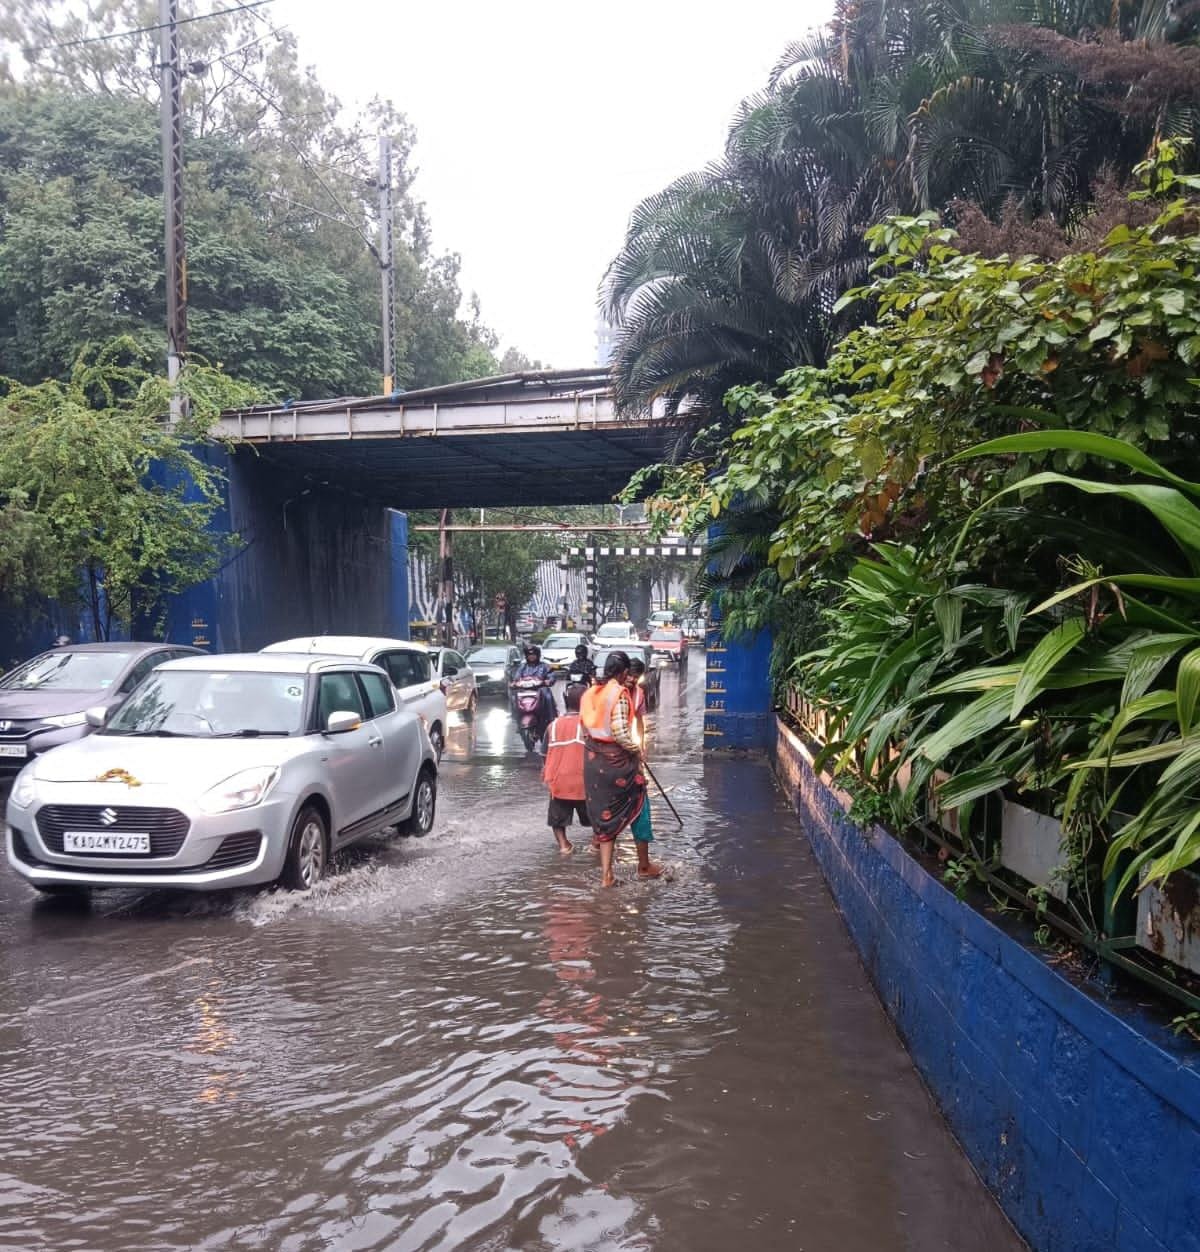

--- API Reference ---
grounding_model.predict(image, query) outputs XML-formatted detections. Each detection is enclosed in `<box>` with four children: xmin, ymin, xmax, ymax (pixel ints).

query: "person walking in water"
<box><xmin>580</xmin><ymin>651</ymin><xmax>647</xmax><ymax>888</ymax></box>
<box><xmin>624</xmin><ymin>658</ymin><xmax>663</xmax><ymax>880</ymax></box>
<box><xmin>541</xmin><ymin>684</ymin><xmax>590</xmax><ymax>855</ymax></box>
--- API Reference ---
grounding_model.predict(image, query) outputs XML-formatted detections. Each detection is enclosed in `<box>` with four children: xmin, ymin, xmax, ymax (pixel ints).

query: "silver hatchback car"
<box><xmin>5</xmin><ymin>653</ymin><xmax>438</xmax><ymax>896</ymax></box>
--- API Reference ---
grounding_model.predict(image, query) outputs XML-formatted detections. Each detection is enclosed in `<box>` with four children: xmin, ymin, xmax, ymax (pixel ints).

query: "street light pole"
<box><xmin>158</xmin><ymin>0</ymin><xmax>187</xmax><ymax>417</ymax></box>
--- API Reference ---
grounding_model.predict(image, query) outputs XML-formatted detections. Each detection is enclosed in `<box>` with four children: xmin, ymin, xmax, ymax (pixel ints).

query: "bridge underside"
<box><xmin>218</xmin><ymin>369</ymin><xmax>678</xmax><ymax>509</ymax></box>
<box><xmin>239</xmin><ymin>425</ymin><xmax>676</xmax><ymax>508</ymax></box>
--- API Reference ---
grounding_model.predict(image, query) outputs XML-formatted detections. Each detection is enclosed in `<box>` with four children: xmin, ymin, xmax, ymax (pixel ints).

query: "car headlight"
<box><xmin>197</xmin><ymin>766</ymin><xmax>280</xmax><ymax>815</ymax></box>
<box><xmin>41</xmin><ymin>711</ymin><xmax>87</xmax><ymax>729</ymax></box>
<box><xmin>11</xmin><ymin>770</ymin><xmax>36</xmax><ymax>809</ymax></box>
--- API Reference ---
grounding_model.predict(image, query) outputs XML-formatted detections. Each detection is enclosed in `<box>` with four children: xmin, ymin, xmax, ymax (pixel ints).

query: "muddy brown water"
<box><xmin>0</xmin><ymin>662</ymin><xmax>1024</xmax><ymax>1251</ymax></box>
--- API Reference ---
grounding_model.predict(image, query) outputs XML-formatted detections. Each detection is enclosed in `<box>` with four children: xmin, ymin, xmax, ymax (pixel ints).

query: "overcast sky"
<box><xmin>283</xmin><ymin>0</ymin><xmax>831</xmax><ymax>368</ymax></box>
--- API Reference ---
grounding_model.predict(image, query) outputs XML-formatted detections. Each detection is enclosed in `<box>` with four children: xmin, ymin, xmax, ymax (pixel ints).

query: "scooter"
<box><xmin>563</xmin><ymin>666</ymin><xmax>594</xmax><ymax>707</ymax></box>
<box><xmin>511</xmin><ymin>676</ymin><xmax>553</xmax><ymax>753</ymax></box>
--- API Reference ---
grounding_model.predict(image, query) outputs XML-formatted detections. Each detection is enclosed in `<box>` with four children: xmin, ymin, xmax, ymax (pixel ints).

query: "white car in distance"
<box><xmin>592</xmin><ymin>621</ymin><xmax>640</xmax><ymax>646</ymax></box>
<box><xmin>539</xmin><ymin>632</ymin><xmax>589</xmax><ymax>673</ymax></box>
<box><xmin>262</xmin><ymin>637</ymin><xmax>449</xmax><ymax>757</ymax></box>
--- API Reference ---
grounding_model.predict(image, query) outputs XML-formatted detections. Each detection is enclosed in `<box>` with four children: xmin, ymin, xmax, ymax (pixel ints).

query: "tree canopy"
<box><xmin>0</xmin><ymin>1</ymin><xmax>508</xmax><ymax>398</ymax></box>
<box><xmin>603</xmin><ymin>0</ymin><xmax>1200</xmax><ymax>429</ymax></box>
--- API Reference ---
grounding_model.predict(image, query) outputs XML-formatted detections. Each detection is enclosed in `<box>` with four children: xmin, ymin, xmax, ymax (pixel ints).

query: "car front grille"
<box><xmin>35</xmin><ymin>805</ymin><xmax>190</xmax><ymax>857</ymax></box>
<box><xmin>0</xmin><ymin>720</ymin><xmax>35</xmax><ymax>739</ymax></box>
<box><xmin>12</xmin><ymin>826</ymin><xmax>262</xmax><ymax>876</ymax></box>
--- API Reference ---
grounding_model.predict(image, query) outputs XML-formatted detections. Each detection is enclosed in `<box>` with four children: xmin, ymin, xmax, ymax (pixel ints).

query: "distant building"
<box><xmin>595</xmin><ymin>315</ymin><xmax>618</xmax><ymax>367</ymax></box>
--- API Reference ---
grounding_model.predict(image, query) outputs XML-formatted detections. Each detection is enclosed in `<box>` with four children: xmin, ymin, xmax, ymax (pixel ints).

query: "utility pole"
<box><xmin>438</xmin><ymin>508</ymin><xmax>454</xmax><ymax>647</ymax></box>
<box><xmin>158</xmin><ymin>0</ymin><xmax>187</xmax><ymax>417</ymax></box>
<box><xmin>377</xmin><ymin>134</ymin><xmax>395</xmax><ymax>394</ymax></box>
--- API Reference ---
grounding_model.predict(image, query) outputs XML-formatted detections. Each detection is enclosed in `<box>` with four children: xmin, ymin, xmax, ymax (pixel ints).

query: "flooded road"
<box><xmin>0</xmin><ymin>659</ymin><xmax>1022</xmax><ymax>1251</ymax></box>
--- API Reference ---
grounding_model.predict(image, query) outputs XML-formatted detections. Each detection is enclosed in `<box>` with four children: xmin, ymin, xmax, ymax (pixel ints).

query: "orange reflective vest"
<box><xmin>542</xmin><ymin>714</ymin><xmax>586</xmax><ymax>800</ymax></box>
<box><xmin>580</xmin><ymin>678</ymin><xmax>626</xmax><ymax>744</ymax></box>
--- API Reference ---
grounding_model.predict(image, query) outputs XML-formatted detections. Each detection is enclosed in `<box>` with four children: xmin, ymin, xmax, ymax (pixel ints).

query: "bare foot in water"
<box><xmin>558</xmin><ymin>841</ymin><xmax>574</xmax><ymax>855</ymax></box>
<box><xmin>601</xmin><ymin>874</ymin><xmax>618</xmax><ymax>888</ymax></box>
<box><xmin>637</xmin><ymin>862</ymin><xmax>664</xmax><ymax>879</ymax></box>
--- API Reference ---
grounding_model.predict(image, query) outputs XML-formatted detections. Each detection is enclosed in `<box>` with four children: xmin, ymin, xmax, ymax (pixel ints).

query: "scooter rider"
<box><xmin>511</xmin><ymin>644</ymin><xmax>556</xmax><ymax>722</ymax></box>
<box><xmin>565</xmin><ymin>643</ymin><xmax>596</xmax><ymax>696</ymax></box>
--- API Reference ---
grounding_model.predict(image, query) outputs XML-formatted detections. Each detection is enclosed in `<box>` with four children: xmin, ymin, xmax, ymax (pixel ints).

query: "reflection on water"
<box><xmin>0</xmin><ymin>660</ymin><xmax>1021</xmax><ymax>1252</ymax></box>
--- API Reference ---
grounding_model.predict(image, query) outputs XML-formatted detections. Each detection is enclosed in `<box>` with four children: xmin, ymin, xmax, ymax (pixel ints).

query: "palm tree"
<box><xmin>603</xmin><ymin>0</ymin><xmax>1200</xmax><ymax>427</ymax></box>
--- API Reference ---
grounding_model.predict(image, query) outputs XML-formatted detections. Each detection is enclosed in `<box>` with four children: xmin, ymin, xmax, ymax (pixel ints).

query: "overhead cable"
<box><xmin>35</xmin><ymin>0</ymin><xmax>276</xmax><ymax>53</ymax></box>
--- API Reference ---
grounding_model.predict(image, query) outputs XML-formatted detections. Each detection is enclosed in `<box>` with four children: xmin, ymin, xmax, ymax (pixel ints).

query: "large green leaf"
<box><xmin>1031</xmin><ymin>575</ymin><xmax>1200</xmax><ymax>616</ymax></box>
<box><xmin>1122</xmin><ymin>634</ymin><xmax>1198</xmax><ymax>707</ymax></box>
<box><xmin>935</xmin><ymin>763</ymin><xmax>1011</xmax><ymax>808</ymax></box>
<box><xmin>915</xmin><ymin>687</ymin><xmax>1014</xmax><ymax>764</ymax></box>
<box><xmin>953</xmin><ymin>430</ymin><xmax>1200</xmax><ymax>495</ymax></box>
<box><xmin>1070</xmin><ymin>738</ymin><xmax>1189</xmax><ymax>770</ymax></box>
<box><xmin>928</xmin><ymin>664</ymin><xmax>1021</xmax><ymax>695</ymax></box>
<box><xmin>987</xmin><ymin>473</ymin><xmax>1200</xmax><ymax>561</ymax></box>
<box><xmin>839</xmin><ymin>628</ymin><xmax>937</xmax><ymax>745</ymax></box>
<box><xmin>932</xmin><ymin>595</ymin><xmax>963</xmax><ymax>651</ymax></box>
<box><xmin>1178</xmin><ymin>648</ymin><xmax>1200</xmax><ymax>736</ymax></box>
<box><xmin>1011</xmin><ymin>618</ymin><xmax>1088</xmax><ymax>719</ymax></box>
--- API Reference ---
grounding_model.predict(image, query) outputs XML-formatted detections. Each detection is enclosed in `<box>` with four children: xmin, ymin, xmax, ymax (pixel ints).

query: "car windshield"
<box><xmin>541</xmin><ymin>635</ymin><xmax>580</xmax><ymax>649</ymax></box>
<box><xmin>597</xmin><ymin>624</ymin><xmax>630</xmax><ymax>637</ymax></box>
<box><xmin>104</xmin><ymin>670</ymin><xmax>307</xmax><ymax>737</ymax></box>
<box><xmin>651</xmin><ymin>630</ymin><xmax>681</xmax><ymax>641</ymax></box>
<box><xmin>0</xmin><ymin>650</ymin><xmax>132</xmax><ymax>692</ymax></box>
<box><xmin>468</xmin><ymin>647</ymin><xmax>509</xmax><ymax>664</ymax></box>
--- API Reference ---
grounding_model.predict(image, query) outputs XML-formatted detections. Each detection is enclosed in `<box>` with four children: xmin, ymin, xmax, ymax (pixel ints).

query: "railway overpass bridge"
<box><xmin>167</xmin><ymin>370</ymin><xmax>691</xmax><ymax>654</ymax></box>
<box><xmin>214</xmin><ymin>369</ymin><xmax>678</xmax><ymax>509</ymax></box>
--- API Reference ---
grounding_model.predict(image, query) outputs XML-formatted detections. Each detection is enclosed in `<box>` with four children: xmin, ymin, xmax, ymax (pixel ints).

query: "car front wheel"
<box><xmin>281</xmin><ymin>804</ymin><xmax>329</xmax><ymax>891</ymax></box>
<box><xmin>400</xmin><ymin>768</ymin><xmax>437</xmax><ymax>836</ymax></box>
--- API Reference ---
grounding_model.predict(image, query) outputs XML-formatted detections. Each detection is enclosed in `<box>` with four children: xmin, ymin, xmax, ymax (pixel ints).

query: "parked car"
<box><xmin>649</xmin><ymin>627</ymin><xmax>687</xmax><ymax>664</ymax></box>
<box><xmin>0</xmin><ymin>642</ymin><xmax>202</xmax><ymax>785</ymax></box>
<box><xmin>593</xmin><ymin>621</ymin><xmax>639</xmax><ymax>646</ymax></box>
<box><xmin>428</xmin><ymin>646</ymin><xmax>478</xmax><ymax>718</ymax></box>
<box><xmin>515</xmin><ymin>612</ymin><xmax>537</xmax><ymax>635</ymax></box>
<box><xmin>466</xmin><ymin>643</ymin><xmax>522</xmax><ymax>700</ymax></box>
<box><xmin>539</xmin><ymin>631</ymin><xmax>589</xmax><ymax>674</ymax></box>
<box><xmin>5</xmin><ymin>653</ymin><xmax>438</xmax><ymax>896</ymax></box>
<box><xmin>262</xmin><ymin>636</ymin><xmax>448</xmax><ymax>757</ymax></box>
<box><xmin>591</xmin><ymin>643</ymin><xmax>660</xmax><ymax>711</ymax></box>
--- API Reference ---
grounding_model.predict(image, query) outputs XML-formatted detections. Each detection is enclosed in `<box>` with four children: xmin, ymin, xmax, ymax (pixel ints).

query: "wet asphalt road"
<box><xmin>0</xmin><ymin>659</ymin><xmax>1024</xmax><ymax>1251</ymax></box>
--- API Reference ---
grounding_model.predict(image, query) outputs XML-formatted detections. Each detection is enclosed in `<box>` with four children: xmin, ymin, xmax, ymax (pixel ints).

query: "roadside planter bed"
<box><xmin>772</xmin><ymin>715</ymin><xmax>1200</xmax><ymax>1252</ymax></box>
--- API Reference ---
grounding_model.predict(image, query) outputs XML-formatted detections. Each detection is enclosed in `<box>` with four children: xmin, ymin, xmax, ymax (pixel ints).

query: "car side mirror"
<box><xmin>325</xmin><ymin>710</ymin><xmax>361</xmax><ymax>734</ymax></box>
<box><xmin>85</xmin><ymin>706</ymin><xmax>108</xmax><ymax>729</ymax></box>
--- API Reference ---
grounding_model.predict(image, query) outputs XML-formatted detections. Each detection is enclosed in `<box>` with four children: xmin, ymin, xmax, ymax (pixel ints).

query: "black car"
<box><xmin>466</xmin><ymin>643</ymin><xmax>522</xmax><ymax>700</ymax></box>
<box><xmin>0</xmin><ymin>642</ymin><xmax>202</xmax><ymax>781</ymax></box>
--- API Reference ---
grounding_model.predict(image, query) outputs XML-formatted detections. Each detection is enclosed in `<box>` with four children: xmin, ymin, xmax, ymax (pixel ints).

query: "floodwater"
<box><xmin>0</xmin><ymin>660</ymin><xmax>1024</xmax><ymax>1252</ymax></box>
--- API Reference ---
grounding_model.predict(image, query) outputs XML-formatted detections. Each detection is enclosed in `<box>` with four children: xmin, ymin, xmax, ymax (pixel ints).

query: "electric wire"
<box><xmin>32</xmin><ymin>0</ymin><xmax>276</xmax><ymax>53</ymax></box>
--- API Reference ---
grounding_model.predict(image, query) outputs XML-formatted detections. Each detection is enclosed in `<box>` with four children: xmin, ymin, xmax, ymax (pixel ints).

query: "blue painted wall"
<box><xmin>773</xmin><ymin>717</ymin><xmax>1200</xmax><ymax>1252</ymax></box>
<box><xmin>703</xmin><ymin>613</ymin><xmax>773</xmax><ymax>748</ymax></box>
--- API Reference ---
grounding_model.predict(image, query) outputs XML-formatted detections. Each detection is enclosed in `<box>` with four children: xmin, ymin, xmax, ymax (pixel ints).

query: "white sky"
<box><xmin>283</xmin><ymin>0</ymin><xmax>831</xmax><ymax>368</ymax></box>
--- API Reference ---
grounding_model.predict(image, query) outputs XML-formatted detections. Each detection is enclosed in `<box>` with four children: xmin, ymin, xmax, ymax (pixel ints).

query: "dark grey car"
<box><xmin>0</xmin><ymin>642</ymin><xmax>201</xmax><ymax>782</ymax></box>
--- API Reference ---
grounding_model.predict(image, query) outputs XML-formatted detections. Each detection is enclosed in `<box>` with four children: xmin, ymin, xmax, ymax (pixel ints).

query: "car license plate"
<box><xmin>0</xmin><ymin>744</ymin><xmax>27</xmax><ymax>758</ymax></box>
<box><xmin>62</xmin><ymin>831</ymin><xmax>150</xmax><ymax>854</ymax></box>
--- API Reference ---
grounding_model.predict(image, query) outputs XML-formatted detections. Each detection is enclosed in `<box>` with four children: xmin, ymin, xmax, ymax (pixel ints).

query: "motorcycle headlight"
<box><xmin>11</xmin><ymin>770</ymin><xmax>36</xmax><ymax>809</ymax></box>
<box><xmin>41</xmin><ymin>711</ymin><xmax>87</xmax><ymax>729</ymax></box>
<box><xmin>197</xmin><ymin>766</ymin><xmax>280</xmax><ymax>815</ymax></box>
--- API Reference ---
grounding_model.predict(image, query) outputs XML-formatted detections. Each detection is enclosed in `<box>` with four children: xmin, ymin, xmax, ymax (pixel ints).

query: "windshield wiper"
<box><xmin>125</xmin><ymin>729</ymin><xmax>183</xmax><ymax>737</ymax></box>
<box><xmin>211</xmin><ymin>729</ymin><xmax>289</xmax><ymax>738</ymax></box>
